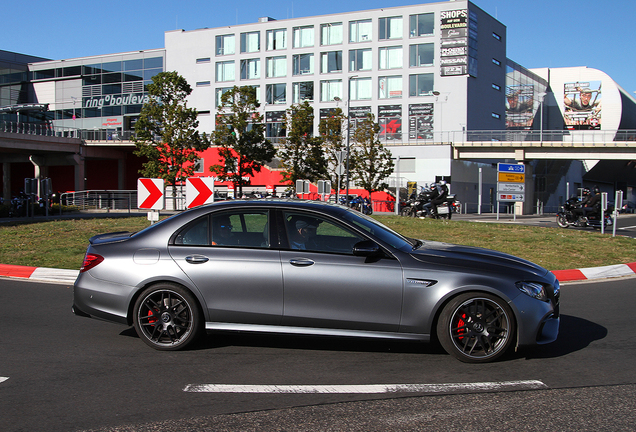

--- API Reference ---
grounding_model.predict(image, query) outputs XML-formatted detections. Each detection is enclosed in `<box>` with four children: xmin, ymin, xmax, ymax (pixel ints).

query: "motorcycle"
<box><xmin>401</xmin><ymin>192</ymin><xmax>454</xmax><ymax>220</ymax></box>
<box><xmin>349</xmin><ymin>196</ymin><xmax>373</xmax><ymax>215</ymax></box>
<box><xmin>556</xmin><ymin>197</ymin><xmax>613</xmax><ymax>229</ymax></box>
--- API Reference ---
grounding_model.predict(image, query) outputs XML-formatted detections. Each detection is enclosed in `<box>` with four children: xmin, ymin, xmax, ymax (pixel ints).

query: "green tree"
<box><xmin>279</xmin><ymin>101</ymin><xmax>327</xmax><ymax>186</ymax></box>
<box><xmin>318</xmin><ymin>108</ymin><xmax>347</xmax><ymax>193</ymax></box>
<box><xmin>210</xmin><ymin>86</ymin><xmax>276</xmax><ymax>196</ymax></box>
<box><xmin>133</xmin><ymin>71</ymin><xmax>210</xmax><ymax>192</ymax></box>
<box><xmin>350</xmin><ymin>113</ymin><xmax>395</xmax><ymax>199</ymax></box>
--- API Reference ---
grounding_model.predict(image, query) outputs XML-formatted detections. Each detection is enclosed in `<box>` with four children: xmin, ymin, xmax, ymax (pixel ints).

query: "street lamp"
<box><xmin>537</xmin><ymin>92</ymin><xmax>547</xmax><ymax>143</ymax></box>
<box><xmin>432</xmin><ymin>91</ymin><xmax>449</xmax><ymax>143</ymax></box>
<box><xmin>345</xmin><ymin>75</ymin><xmax>358</xmax><ymax>205</ymax></box>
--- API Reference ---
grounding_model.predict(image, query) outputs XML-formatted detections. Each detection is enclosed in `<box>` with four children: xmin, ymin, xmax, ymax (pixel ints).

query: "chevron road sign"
<box><xmin>186</xmin><ymin>177</ymin><xmax>215</xmax><ymax>208</ymax></box>
<box><xmin>137</xmin><ymin>178</ymin><xmax>164</xmax><ymax>210</ymax></box>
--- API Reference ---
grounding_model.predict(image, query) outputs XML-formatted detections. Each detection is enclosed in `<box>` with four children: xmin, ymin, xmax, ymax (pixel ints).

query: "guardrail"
<box><xmin>60</xmin><ymin>190</ymin><xmax>137</xmax><ymax>213</ymax></box>
<box><xmin>1</xmin><ymin>120</ymin><xmax>81</xmax><ymax>138</ymax></box>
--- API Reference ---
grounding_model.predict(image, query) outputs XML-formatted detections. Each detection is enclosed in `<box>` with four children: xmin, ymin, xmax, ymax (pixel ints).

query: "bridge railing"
<box><xmin>1</xmin><ymin>120</ymin><xmax>82</xmax><ymax>138</ymax></box>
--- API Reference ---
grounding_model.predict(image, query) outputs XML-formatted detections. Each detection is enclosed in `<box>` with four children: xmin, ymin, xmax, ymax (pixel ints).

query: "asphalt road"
<box><xmin>1</xmin><ymin>276</ymin><xmax>634</xmax><ymax>431</ymax></box>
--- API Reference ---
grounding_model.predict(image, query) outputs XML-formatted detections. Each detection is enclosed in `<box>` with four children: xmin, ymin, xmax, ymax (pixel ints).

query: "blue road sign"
<box><xmin>497</xmin><ymin>163</ymin><xmax>525</xmax><ymax>173</ymax></box>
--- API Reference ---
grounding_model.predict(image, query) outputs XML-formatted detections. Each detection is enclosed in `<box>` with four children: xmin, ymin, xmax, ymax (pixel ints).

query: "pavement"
<box><xmin>1</xmin><ymin>211</ymin><xmax>635</xmax><ymax>285</ymax></box>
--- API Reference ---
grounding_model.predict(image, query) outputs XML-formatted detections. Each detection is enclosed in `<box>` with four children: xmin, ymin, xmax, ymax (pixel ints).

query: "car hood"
<box><xmin>409</xmin><ymin>240</ymin><xmax>549</xmax><ymax>278</ymax></box>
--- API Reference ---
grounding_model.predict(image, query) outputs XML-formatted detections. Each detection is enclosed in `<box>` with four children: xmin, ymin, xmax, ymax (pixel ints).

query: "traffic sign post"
<box><xmin>496</xmin><ymin>163</ymin><xmax>526</xmax><ymax>221</ymax></box>
<box><xmin>186</xmin><ymin>177</ymin><xmax>215</xmax><ymax>208</ymax></box>
<box><xmin>138</xmin><ymin>178</ymin><xmax>164</xmax><ymax>224</ymax></box>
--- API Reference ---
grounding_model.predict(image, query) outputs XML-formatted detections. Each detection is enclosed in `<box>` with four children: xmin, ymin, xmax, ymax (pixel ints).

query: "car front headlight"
<box><xmin>515</xmin><ymin>281</ymin><xmax>548</xmax><ymax>302</ymax></box>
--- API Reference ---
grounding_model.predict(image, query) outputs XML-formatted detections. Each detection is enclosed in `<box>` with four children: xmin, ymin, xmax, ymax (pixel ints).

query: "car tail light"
<box><xmin>80</xmin><ymin>253</ymin><xmax>104</xmax><ymax>273</ymax></box>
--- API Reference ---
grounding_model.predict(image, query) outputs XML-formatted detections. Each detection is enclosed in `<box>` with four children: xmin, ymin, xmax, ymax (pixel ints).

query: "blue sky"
<box><xmin>4</xmin><ymin>0</ymin><xmax>635</xmax><ymax>94</ymax></box>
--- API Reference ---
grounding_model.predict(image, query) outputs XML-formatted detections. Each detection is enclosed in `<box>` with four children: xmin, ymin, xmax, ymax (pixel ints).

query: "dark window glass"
<box><xmin>103</xmin><ymin>105</ymin><xmax>122</xmax><ymax>116</ymax></box>
<box><xmin>144</xmin><ymin>57</ymin><xmax>163</xmax><ymax>69</ymax></box>
<box><xmin>125</xmin><ymin>105</ymin><xmax>143</xmax><ymax>114</ymax></box>
<box><xmin>102</xmin><ymin>72</ymin><xmax>122</xmax><ymax>84</ymax></box>
<box><xmin>102</xmin><ymin>61</ymin><xmax>122</xmax><ymax>73</ymax></box>
<box><xmin>62</xmin><ymin>66</ymin><xmax>81</xmax><ymax>77</ymax></box>
<box><xmin>102</xmin><ymin>84</ymin><xmax>122</xmax><ymax>95</ymax></box>
<box><xmin>83</xmin><ymin>64</ymin><xmax>102</xmax><ymax>75</ymax></box>
<box><xmin>144</xmin><ymin>68</ymin><xmax>163</xmax><ymax>80</ymax></box>
<box><xmin>83</xmin><ymin>107</ymin><xmax>101</xmax><ymax>118</ymax></box>
<box><xmin>83</xmin><ymin>75</ymin><xmax>101</xmax><ymax>85</ymax></box>
<box><xmin>123</xmin><ymin>71</ymin><xmax>144</xmax><ymax>82</ymax></box>
<box><xmin>124</xmin><ymin>59</ymin><xmax>143</xmax><ymax>71</ymax></box>
<box><xmin>33</xmin><ymin>69</ymin><xmax>55</xmax><ymax>80</ymax></box>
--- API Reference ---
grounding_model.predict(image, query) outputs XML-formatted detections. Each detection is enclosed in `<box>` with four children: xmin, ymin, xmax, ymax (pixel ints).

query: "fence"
<box><xmin>60</xmin><ymin>190</ymin><xmax>137</xmax><ymax>213</ymax></box>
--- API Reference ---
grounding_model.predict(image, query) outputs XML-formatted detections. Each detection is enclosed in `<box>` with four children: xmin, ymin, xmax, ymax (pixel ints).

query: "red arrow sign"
<box><xmin>186</xmin><ymin>177</ymin><xmax>215</xmax><ymax>208</ymax></box>
<box><xmin>138</xmin><ymin>178</ymin><xmax>164</xmax><ymax>210</ymax></box>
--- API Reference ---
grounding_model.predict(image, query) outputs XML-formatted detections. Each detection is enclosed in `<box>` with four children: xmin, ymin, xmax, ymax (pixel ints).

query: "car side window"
<box><xmin>211</xmin><ymin>211</ymin><xmax>270</xmax><ymax>248</ymax></box>
<box><xmin>283</xmin><ymin>211</ymin><xmax>364</xmax><ymax>254</ymax></box>
<box><xmin>174</xmin><ymin>216</ymin><xmax>209</xmax><ymax>245</ymax></box>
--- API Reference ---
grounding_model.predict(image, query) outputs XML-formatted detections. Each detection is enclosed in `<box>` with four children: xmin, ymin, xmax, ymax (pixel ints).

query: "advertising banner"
<box><xmin>563</xmin><ymin>81</ymin><xmax>602</xmax><ymax>130</ymax></box>
<box><xmin>408</xmin><ymin>103</ymin><xmax>434</xmax><ymax>139</ymax></box>
<box><xmin>440</xmin><ymin>9</ymin><xmax>468</xmax><ymax>76</ymax></box>
<box><xmin>506</xmin><ymin>85</ymin><xmax>535</xmax><ymax>130</ymax></box>
<box><xmin>378</xmin><ymin>105</ymin><xmax>402</xmax><ymax>141</ymax></box>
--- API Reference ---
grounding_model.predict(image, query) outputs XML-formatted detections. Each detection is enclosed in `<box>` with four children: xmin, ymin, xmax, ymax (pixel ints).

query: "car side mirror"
<box><xmin>352</xmin><ymin>240</ymin><xmax>381</xmax><ymax>257</ymax></box>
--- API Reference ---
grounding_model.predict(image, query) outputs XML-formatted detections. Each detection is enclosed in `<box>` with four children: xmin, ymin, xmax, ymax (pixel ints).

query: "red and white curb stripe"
<box><xmin>184</xmin><ymin>380</ymin><xmax>547</xmax><ymax>394</ymax></box>
<box><xmin>0</xmin><ymin>264</ymin><xmax>78</xmax><ymax>284</ymax></box>
<box><xmin>551</xmin><ymin>262</ymin><xmax>636</xmax><ymax>282</ymax></box>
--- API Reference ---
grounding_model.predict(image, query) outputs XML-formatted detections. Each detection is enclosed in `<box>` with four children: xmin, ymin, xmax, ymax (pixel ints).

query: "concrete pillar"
<box><xmin>73</xmin><ymin>154</ymin><xmax>86</xmax><ymax>191</ymax></box>
<box><xmin>2</xmin><ymin>162</ymin><xmax>10</xmax><ymax>202</ymax></box>
<box><xmin>118</xmin><ymin>158</ymin><xmax>126</xmax><ymax>190</ymax></box>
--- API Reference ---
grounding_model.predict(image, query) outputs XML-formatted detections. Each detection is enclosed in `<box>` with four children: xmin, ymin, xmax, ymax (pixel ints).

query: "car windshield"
<box><xmin>342</xmin><ymin>209</ymin><xmax>414</xmax><ymax>251</ymax></box>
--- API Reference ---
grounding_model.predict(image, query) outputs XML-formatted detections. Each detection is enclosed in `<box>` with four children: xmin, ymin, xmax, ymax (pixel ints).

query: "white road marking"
<box><xmin>184</xmin><ymin>380</ymin><xmax>547</xmax><ymax>394</ymax></box>
<box><xmin>0</xmin><ymin>377</ymin><xmax>8</xmax><ymax>384</ymax></box>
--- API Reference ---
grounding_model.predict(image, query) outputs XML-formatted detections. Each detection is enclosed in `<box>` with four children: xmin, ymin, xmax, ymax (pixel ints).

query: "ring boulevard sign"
<box><xmin>497</xmin><ymin>163</ymin><xmax>525</xmax><ymax>202</ymax></box>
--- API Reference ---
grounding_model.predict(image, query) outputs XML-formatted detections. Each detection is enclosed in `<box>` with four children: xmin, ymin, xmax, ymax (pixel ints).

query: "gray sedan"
<box><xmin>73</xmin><ymin>199</ymin><xmax>559</xmax><ymax>363</ymax></box>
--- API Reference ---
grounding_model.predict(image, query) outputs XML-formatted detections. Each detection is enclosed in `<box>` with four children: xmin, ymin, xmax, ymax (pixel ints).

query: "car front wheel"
<box><xmin>133</xmin><ymin>283</ymin><xmax>202</xmax><ymax>351</ymax></box>
<box><xmin>437</xmin><ymin>292</ymin><xmax>515</xmax><ymax>363</ymax></box>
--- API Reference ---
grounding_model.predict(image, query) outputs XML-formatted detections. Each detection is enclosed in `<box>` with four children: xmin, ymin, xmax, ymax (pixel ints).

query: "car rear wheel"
<box><xmin>133</xmin><ymin>283</ymin><xmax>202</xmax><ymax>351</ymax></box>
<box><xmin>437</xmin><ymin>292</ymin><xmax>515</xmax><ymax>363</ymax></box>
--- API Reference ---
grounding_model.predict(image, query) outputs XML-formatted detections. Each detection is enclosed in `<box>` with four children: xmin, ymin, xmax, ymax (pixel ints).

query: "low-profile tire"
<box><xmin>437</xmin><ymin>292</ymin><xmax>516</xmax><ymax>363</ymax></box>
<box><xmin>133</xmin><ymin>283</ymin><xmax>202</xmax><ymax>351</ymax></box>
<box><xmin>556</xmin><ymin>214</ymin><xmax>569</xmax><ymax>228</ymax></box>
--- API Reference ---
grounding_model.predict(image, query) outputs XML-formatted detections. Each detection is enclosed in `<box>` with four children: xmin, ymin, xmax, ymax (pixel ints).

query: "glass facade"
<box><xmin>505</xmin><ymin>59</ymin><xmax>548</xmax><ymax>130</ymax></box>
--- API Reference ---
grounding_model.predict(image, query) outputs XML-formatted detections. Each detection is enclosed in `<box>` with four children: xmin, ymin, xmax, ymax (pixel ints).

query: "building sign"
<box><xmin>84</xmin><ymin>93</ymin><xmax>150</xmax><ymax>108</ymax></box>
<box><xmin>320</xmin><ymin>108</ymin><xmax>339</xmax><ymax>120</ymax></box>
<box><xmin>349</xmin><ymin>106</ymin><xmax>372</xmax><ymax>134</ymax></box>
<box><xmin>440</xmin><ymin>9</ymin><xmax>468</xmax><ymax>76</ymax></box>
<box><xmin>378</xmin><ymin>105</ymin><xmax>402</xmax><ymax>141</ymax></box>
<box><xmin>408</xmin><ymin>103</ymin><xmax>434</xmax><ymax>139</ymax></box>
<box><xmin>506</xmin><ymin>85</ymin><xmax>535</xmax><ymax>130</ymax></box>
<box><xmin>563</xmin><ymin>81</ymin><xmax>602</xmax><ymax>130</ymax></box>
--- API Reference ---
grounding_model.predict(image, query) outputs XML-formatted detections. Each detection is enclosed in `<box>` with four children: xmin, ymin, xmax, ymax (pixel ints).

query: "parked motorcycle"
<box><xmin>556</xmin><ymin>197</ymin><xmax>613</xmax><ymax>229</ymax></box>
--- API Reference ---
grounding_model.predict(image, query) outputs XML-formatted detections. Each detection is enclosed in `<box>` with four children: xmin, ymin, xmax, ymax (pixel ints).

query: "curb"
<box><xmin>1</xmin><ymin>262</ymin><xmax>635</xmax><ymax>285</ymax></box>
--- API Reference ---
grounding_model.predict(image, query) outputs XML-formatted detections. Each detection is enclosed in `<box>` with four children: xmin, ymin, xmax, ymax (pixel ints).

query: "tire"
<box><xmin>437</xmin><ymin>292</ymin><xmax>516</xmax><ymax>363</ymax></box>
<box><xmin>133</xmin><ymin>283</ymin><xmax>203</xmax><ymax>351</ymax></box>
<box><xmin>556</xmin><ymin>214</ymin><xmax>569</xmax><ymax>228</ymax></box>
<box><xmin>401</xmin><ymin>207</ymin><xmax>412</xmax><ymax>217</ymax></box>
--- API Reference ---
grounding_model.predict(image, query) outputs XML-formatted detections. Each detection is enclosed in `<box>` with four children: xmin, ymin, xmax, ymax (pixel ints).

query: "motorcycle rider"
<box><xmin>582</xmin><ymin>186</ymin><xmax>602</xmax><ymax>218</ymax></box>
<box><xmin>430</xmin><ymin>181</ymin><xmax>449</xmax><ymax>218</ymax></box>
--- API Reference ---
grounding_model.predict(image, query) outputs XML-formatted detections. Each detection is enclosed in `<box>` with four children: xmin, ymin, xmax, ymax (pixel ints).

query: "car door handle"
<box><xmin>185</xmin><ymin>255</ymin><xmax>209</xmax><ymax>264</ymax></box>
<box><xmin>289</xmin><ymin>258</ymin><xmax>315</xmax><ymax>267</ymax></box>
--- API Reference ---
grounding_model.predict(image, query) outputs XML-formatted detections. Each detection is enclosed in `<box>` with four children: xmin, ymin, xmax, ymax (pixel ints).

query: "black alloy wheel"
<box><xmin>133</xmin><ymin>283</ymin><xmax>202</xmax><ymax>350</ymax></box>
<box><xmin>437</xmin><ymin>292</ymin><xmax>515</xmax><ymax>363</ymax></box>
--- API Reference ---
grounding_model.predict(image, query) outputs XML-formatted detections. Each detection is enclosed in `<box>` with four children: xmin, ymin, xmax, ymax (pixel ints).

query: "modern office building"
<box><xmin>2</xmin><ymin>0</ymin><xmax>635</xmax><ymax>210</ymax></box>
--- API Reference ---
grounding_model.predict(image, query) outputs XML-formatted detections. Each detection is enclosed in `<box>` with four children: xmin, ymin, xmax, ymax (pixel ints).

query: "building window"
<box><xmin>216</xmin><ymin>34</ymin><xmax>235</xmax><ymax>56</ymax></box>
<box><xmin>240</xmin><ymin>31</ymin><xmax>260</xmax><ymax>53</ymax></box>
<box><xmin>321</xmin><ymin>51</ymin><xmax>343</xmax><ymax>73</ymax></box>
<box><xmin>320</xmin><ymin>79</ymin><xmax>342</xmax><ymax>101</ymax></box>
<box><xmin>216</xmin><ymin>61</ymin><xmax>235</xmax><ymax>82</ymax></box>
<box><xmin>409</xmin><ymin>73</ymin><xmax>433</xmax><ymax>96</ymax></box>
<box><xmin>293</xmin><ymin>25</ymin><xmax>314</xmax><ymax>48</ymax></box>
<box><xmin>266</xmin><ymin>122</ymin><xmax>286</xmax><ymax>139</ymax></box>
<box><xmin>321</xmin><ymin>22</ymin><xmax>343</xmax><ymax>45</ymax></box>
<box><xmin>266</xmin><ymin>28</ymin><xmax>287</xmax><ymax>50</ymax></box>
<box><xmin>409</xmin><ymin>43</ymin><xmax>434</xmax><ymax>67</ymax></box>
<box><xmin>349</xmin><ymin>77</ymin><xmax>372</xmax><ymax>100</ymax></box>
<box><xmin>349</xmin><ymin>19</ymin><xmax>372</xmax><ymax>42</ymax></box>
<box><xmin>379</xmin><ymin>16</ymin><xmax>403</xmax><ymax>40</ymax></box>
<box><xmin>379</xmin><ymin>76</ymin><xmax>402</xmax><ymax>99</ymax></box>
<box><xmin>379</xmin><ymin>46</ymin><xmax>403</xmax><ymax>70</ymax></box>
<box><xmin>349</xmin><ymin>48</ymin><xmax>372</xmax><ymax>72</ymax></box>
<box><xmin>492</xmin><ymin>58</ymin><xmax>501</xmax><ymax>66</ymax></box>
<box><xmin>215</xmin><ymin>87</ymin><xmax>233</xmax><ymax>107</ymax></box>
<box><xmin>266</xmin><ymin>83</ymin><xmax>286</xmax><ymax>104</ymax></box>
<box><xmin>196</xmin><ymin>81</ymin><xmax>211</xmax><ymax>87</ymax></box>
<box><xmin>492</xmin><ymin>83</ymin><xmax>501</xmax><ymax>91</ymax></box>
<box><xmin>492</xmin><ymin>32</ymin><xmax>501</xmax><ymax>41</ymax></box>
<box><xmin>292</xmin><ymin>81</ymin><xmax>314</xmax><ymax>103</ymax></box>
<box><xmin>266</xmin><ymin>56</ymin><xmax>287</xmax><ymax>78</ymax></box>
<box><xmin>240</xmin><ymin>58</ymin><xmax>260</xmax><ymax>80</ymax></box>
<box><xmin>193</xmin><ymin>158</ymin><xmax>204</xmax><ymax>173</ymax></box>
<box><xmin>410</xmin><ymin>13</ymin><xmax>434</xmax><ymax>37</ymax></box>
<box><xmin>292</xmin><ymin>53</ymin><xmax>314</xmax><ymax>75</ymax></box>
<box><xmin>196</xmin><ymin>57</ymin><xmax>211</xmax><ymax>64</ymax></box>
